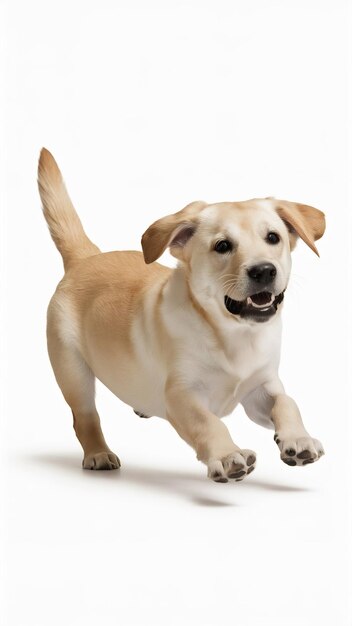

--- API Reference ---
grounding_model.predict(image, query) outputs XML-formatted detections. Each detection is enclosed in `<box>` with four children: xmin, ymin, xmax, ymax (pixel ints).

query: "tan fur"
<box><xmin>273</xmin><ymin>199</ymin><xmax>325</xmax><ymax>256</ymax></box>
<box><xmin>38</xmin><ymin>149</ymin><xmax>100</xmax><ymax>270</ymax></box>
<box><xmin>38</xmin><ymin>149</ymin><xmax>326</xmax><ymax>479</ymax></box>
<box><xmin>141</xmin><ymin>200</ymin><xmax>207</xmax><ymax>263</ymax></box>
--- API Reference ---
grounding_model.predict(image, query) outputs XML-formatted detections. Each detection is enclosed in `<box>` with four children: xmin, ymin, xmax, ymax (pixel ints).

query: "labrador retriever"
<box><xmin>38</xmin><ymin>148</ymin><xmax>326</xmax><ymax>482</ymax></box>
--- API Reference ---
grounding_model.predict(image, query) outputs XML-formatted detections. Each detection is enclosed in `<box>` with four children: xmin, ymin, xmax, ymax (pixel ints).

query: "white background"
<box><xmin>1</xmin><ymin>1</ymin><xmax>351</xmax><ymax>625</ymax></box>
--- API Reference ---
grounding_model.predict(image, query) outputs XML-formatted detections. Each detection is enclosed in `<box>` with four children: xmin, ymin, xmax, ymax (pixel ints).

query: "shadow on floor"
<box><xmin>26</xmin><ymin>451</ymin><xmax>311</xmax><ymax>507</ymax></box>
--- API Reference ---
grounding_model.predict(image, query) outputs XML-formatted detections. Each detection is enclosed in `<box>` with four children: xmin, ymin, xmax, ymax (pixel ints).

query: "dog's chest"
<box><xmin>188</xmin><ymin>327</ymin><xmax>279</xmax><ymax>416</ymax></box>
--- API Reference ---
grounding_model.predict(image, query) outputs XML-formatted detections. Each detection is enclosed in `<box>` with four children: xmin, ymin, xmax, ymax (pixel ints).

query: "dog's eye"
<box><xmin>214</xmin><ymin>240</ymin><xmax>233</xmax><ymax>254</ymax></box>
<box><xmin>266</xmin><ymin>232</ymin><xmax>280</xmax><ymax>245</ymax></box>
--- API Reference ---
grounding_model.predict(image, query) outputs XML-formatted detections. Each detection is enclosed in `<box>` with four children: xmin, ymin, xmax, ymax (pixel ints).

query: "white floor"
<box><xmin>2</xmin><ymin>383</ymin><xmax>350</xmax><ymax>626</ymax></box>
<box><xmin>1</xmin><ymin>3</ymin><xmax>350</xmax><ymax>623</ymax></box>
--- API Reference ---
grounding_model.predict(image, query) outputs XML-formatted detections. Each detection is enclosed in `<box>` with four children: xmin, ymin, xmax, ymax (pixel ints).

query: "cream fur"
<box><xmin>38</xmin><ymin>148</ymin><xmax>326</xmax><ymax>480</ymax></box>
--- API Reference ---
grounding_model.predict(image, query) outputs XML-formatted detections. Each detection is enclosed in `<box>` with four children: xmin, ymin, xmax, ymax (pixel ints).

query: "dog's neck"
<box><xmin>162</xmin><ymin>263</ymin><xmax>282</xmax><ymax>350</ymax></box>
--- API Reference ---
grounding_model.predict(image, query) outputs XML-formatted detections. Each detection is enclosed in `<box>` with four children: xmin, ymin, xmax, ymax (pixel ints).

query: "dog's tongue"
<box><xmin>249</xmin><ymin>292</ymin><xmax>273</xmax><ymax>306</ymax></box>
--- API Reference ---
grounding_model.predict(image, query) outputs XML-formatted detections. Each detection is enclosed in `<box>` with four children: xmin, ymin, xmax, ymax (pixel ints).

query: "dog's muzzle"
<box><xmin>224</xmin><ymin>290</ymin><xmax>285</xmax><ymax>322</ymax></box>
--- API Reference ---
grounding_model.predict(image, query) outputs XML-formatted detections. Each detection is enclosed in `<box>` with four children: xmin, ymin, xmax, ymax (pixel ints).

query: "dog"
<box><xmin>38</xmin><ymin>148</ymin><xmax>326</xmax><ymax>482</ymax></box>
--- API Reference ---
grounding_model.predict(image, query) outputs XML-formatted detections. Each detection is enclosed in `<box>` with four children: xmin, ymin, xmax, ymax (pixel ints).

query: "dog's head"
<box><xmin>141</xmin><ymin>198</ymin><xmax>325</xmax><ymax>324</ymax></box>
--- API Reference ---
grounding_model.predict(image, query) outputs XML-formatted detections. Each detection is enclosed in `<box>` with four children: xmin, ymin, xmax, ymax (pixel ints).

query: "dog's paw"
<box><xmin>274</xmin><ymin>433</ymin><xmax>324</xmax><ymax>467</ymax></box>
<box><xmin>133</xmin><ymin>409</ymin><xmax>151</xmax><ymax>418</ymax></box>
<box><xmin>82</xmin><ymin>451</ymin><xmax>121</xmax><ymax>470</ymax></box>
<box><xmin>207</xmin><ymin>449</ymin><xmax>256</xmax><ymax>483</ymax></box>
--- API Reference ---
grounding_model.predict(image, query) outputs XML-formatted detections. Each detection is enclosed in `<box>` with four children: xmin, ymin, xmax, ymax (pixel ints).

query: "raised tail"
<box><xmin>38</xmin><ymin>148</ymin><xmax>100</xmax><ymax>271</ymax></box>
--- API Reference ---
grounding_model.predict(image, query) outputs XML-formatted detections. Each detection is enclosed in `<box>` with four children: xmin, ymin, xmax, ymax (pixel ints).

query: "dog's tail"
<box><xmin>38</xmin><ymin>148</ymin><xmax>100</xmax><ymax>271</ymax></box>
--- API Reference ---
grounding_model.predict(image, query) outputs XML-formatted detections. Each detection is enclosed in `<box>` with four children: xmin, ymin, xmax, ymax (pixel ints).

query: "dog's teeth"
<box><xmin>247</xmin><ymin>294</ymin><xmax>275</xmax><ymax>309</ymax></box>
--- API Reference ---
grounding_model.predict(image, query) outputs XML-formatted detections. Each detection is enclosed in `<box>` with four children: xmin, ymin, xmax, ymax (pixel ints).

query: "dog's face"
<box><xmin>142</xmin><ymin>198</ymin><xmax>325</xmax><ymax>324</ymax></box>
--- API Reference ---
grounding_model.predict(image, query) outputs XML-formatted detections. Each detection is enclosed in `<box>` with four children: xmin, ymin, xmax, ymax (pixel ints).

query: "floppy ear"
<box><xmin>141</xmin><ymin>201</ymin><xmax>207</xmax><ymax>264</ymax></box>
<box><xmin>273</xmin><ymin>199</ymin><xmax>326</xmax><ymax>256</ymax></box>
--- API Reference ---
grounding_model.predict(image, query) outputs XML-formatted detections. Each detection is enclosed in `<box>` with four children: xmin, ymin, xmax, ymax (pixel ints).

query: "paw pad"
<box><xmin>275</xmin><ymin>435</ymin><xmax>324</xmax><ymax>468</ymax></box>
<box><xmin>208</xmin><ymin>449</ymin><xmax>257</xmax><ymax>483</ymax></box>
<box><xmin>285</xmin><ymin>448</ymin><xmax>296</xmax><ymax>456</ymax></box>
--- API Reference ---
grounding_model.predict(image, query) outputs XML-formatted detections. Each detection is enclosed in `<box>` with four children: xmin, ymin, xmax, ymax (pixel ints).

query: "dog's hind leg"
<box><xmin>47</xmin><ymin>307</ymin><xmax>120</xmax><ymax>470</ymax></box>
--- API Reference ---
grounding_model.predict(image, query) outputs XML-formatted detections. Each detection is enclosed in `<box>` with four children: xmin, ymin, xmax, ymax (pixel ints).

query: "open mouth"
<box><xmin>224</xmin><ymin>291</ymin><xmax>285</xmax><ymax>322</ymax></box>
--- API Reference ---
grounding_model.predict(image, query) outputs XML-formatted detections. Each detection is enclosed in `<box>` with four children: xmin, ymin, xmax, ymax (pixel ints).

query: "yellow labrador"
<box><xmin>38</xmin><ymin>148</ymin><xmax>326</xmax><ymax>482</ymax></box>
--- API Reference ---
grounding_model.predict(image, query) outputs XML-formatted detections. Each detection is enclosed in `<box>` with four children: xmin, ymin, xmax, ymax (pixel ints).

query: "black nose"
<box><xmin>247</xmin><ymin>263</ymin><xmax>277</xmax><ymax>285</ymax></box>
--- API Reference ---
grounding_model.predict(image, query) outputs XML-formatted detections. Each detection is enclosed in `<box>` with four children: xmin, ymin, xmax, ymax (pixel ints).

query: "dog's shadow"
<box><xmin>28</xmin><ymin>452</ymin><xmax>311</xmax><ymax>507</ymax></box>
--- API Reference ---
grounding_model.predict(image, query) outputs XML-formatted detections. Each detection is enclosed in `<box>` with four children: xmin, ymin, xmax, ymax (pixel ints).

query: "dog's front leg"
<box><xmin>165</xmin><ymin>380</ymin><xmax>256</xmax><ymax>482</ymax></box>
<box><xmin>264</xmin><ymin>379</ymin><xmax>325</xmax><ymax>467</ymax></box>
